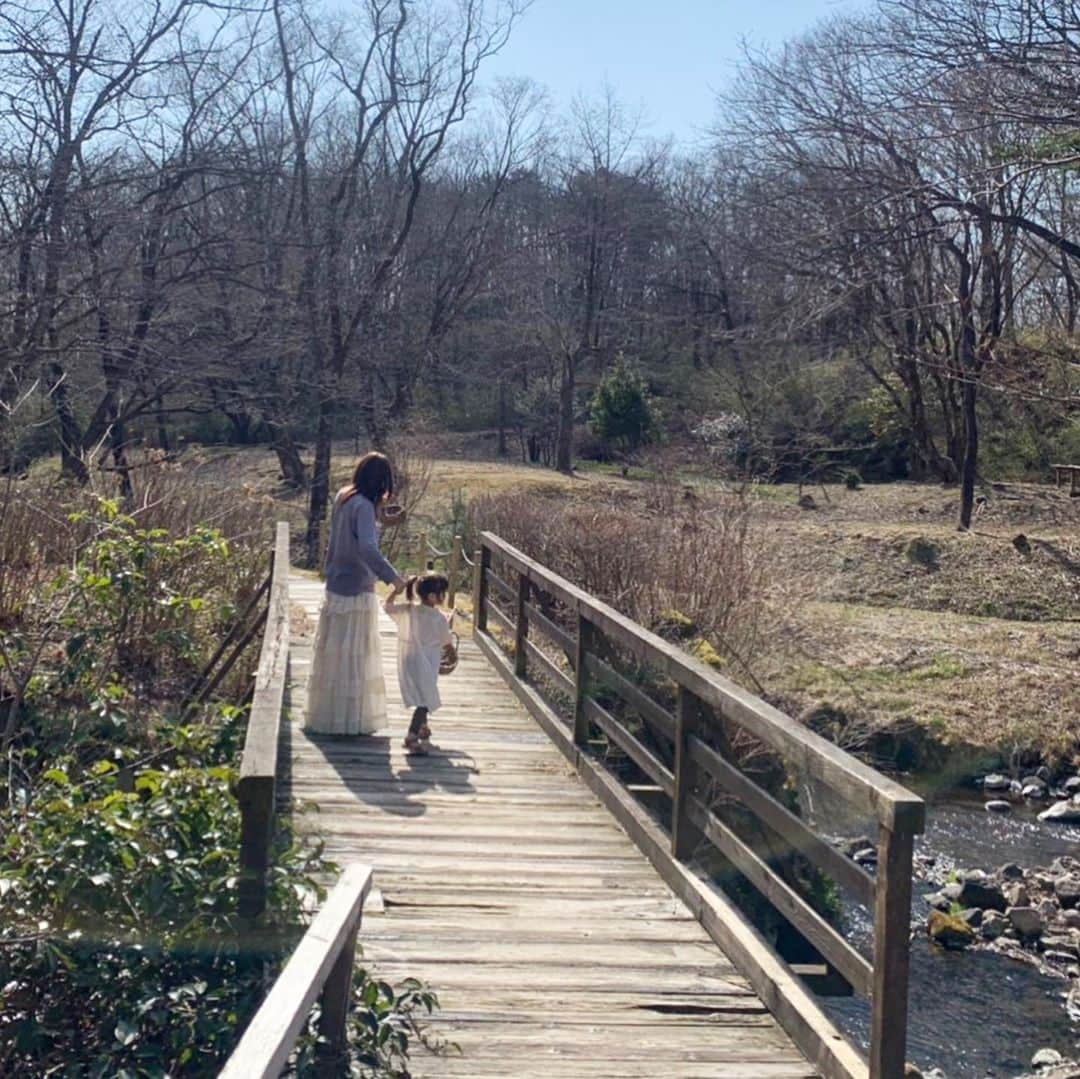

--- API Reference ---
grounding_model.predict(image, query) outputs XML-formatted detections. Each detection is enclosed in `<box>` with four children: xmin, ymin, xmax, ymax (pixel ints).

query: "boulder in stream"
<box><xmin>986</xmin><ymin>799</ymin><xmax>1013</xmax><ymax>813</ymax></box>
<box><xmin>1039</xmin><ymin>801</ymin><xmax>1080</xmax><ymax>823</ymax></box>
<box><xmin>957</xmin><ymin>877</ymin><xmax>1007</xmax><ymax>912</ymax></box>
<box><xmin>1031</xmin><ymin>1048</ymin><xmax>1064</xmax><ymax>1070</ymax></box>
<box><xmin>999</xmin><ymin>863</ymin><xmax>1025</xmax><ymax>880</ymax></box>
<box><xmin>981</xmin><ymin>773</ymin><xmax>1010</xmax><ymax>790</ymax></box>
<box><xmin>1063</xmin><ymin>777</ymin><xmax>1080</xmax><ymax>795</ymax></box>
<box><xmin>927</xmin><ymin>910</ymin><xmax>976</xmax><ymax>949</ymax></box>
<box><xmin>1008</xmin><ymin>905</ymin><xmax>1045</xmax><ymax>938</ymax></box>
<box><xmin>1054</xmin><ymin>876</ymin><xmax>1080</xmax><ymax>909</ymax></box>
<box><xmin>980</xmin><ymin>910</ymin><xmax>1008</xmax><ymax>940</ymax></box>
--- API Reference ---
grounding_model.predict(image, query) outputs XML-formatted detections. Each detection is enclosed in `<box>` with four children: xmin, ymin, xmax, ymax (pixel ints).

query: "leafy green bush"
<box><xmin>0</xmin><ymin>727</ymin><xmax>327</xmax><ymax>1076</ymax></box>
<box><xmin>588</xmin><ymin>359</ymin><xmax>656</xmax><ymax>456</ymax></box>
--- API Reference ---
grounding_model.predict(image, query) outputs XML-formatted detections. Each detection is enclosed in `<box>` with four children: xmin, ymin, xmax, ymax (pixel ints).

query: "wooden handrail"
<box><xmin>237</xmin><ymin>520</ymin><xmax>291</xmax><ymax>920</ymax></box>
<box><xmin>473</xmin><ymin>531</ymin><xmax>925</xmax><ymax>1079</ymax></box>
<box><xmin>219</xmin><ymin>863</ymin><xmax>374</xmax><ymax>1078</ymax></box>
<box><xmin>480</xmin><ymin>531</ymin><xmax>923</xmax><ymax>832</ymax></box>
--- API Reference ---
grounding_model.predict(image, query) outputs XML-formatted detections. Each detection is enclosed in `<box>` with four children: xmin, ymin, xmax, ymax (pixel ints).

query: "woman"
<box><xmin>305</xmin><ymin>452</ymin><xmax>406</xmax><ymax>735</ymax></box>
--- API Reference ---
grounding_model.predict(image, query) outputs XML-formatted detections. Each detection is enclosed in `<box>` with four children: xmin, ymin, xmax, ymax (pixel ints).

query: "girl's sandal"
<box><xmin>403</xmin><ymin>734</ymin><xmax>428</xmax><ymax>756</ymax></box>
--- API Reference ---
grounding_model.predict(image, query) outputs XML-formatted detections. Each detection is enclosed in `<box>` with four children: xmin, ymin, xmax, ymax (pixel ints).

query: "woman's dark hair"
<box><xmin>347</xmin><ymin>452</ymin><xmax>394</xmax><ymax>504</ymax></box>
<box><xmin>406</xmin><ymin>572</ymin><xmax>449</xmax><ymax>603</ymax></box>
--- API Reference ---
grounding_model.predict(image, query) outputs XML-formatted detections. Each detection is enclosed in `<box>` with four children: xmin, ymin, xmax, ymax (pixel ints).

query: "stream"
<box><xmin>819</xmin><ymin>790</ymin><xmax>1080</xmax><ymax>1077</ymax></box>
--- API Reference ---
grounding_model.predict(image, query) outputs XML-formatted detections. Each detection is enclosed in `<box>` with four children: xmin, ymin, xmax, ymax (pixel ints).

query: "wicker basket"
<box><xmin>439</xmin><ymin>632</ymin><xmax>460</xmax><ymax>676</ymax></box>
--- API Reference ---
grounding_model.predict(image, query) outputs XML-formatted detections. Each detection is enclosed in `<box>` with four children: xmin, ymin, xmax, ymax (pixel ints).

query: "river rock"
<box><xmin>1041</xmin><ymin>935</ymin><xmax>1080</xmax><ymax>960</ymax></box>
<box><xmin>1052</xmin><ymin>856</ymin><xmax>1080</xmax><ymax>875</ymax></box>
<box><xmin>958</xmin><ymin>878</ymin><xmax>1007</xmax><ymax>911</ymax></box>
<box><xmin>853</xmin><ymin>847</ymin><xmax>878</xmax><ymax>866</ymax></box>
<box><xmin>999</xmin><ymin>863</ymin><xmax>1025</xmax><ymax>880</ymax></box>
<box><xmin>942</xmin><ymin>882</ymin><xmax>963</xmax><ymax>902</ymax></box>
<box><xmin>1054</xmin><ymin>877</ymin><xmax>1080</xmax><ymax>909</ymax></box>
<box><xmin>982</xmin><ymin>773</ymin><xmax>1011</xmax><ymax>790</ymax></box>
<box><xmin>1024</xmin><ymin>784</ymin><xmax>1048</xmax><ymax>800</ymax></box>
<box><xmin>1032</xmin><ymin>1049</ymin><xmax>1064</xmax><ymax>1069</ymax></box>
<box><xmin>980</xmin><ymin>910</ymin><xmax>1008</xmax><ymax>940</ymax></box>
<box><xmin>1063</xmin><ymin>777</ymin><xmax>1080</xmax><ymax>794</ymax></box>
<box><xmin>928</xmin><ymin>910</ymin><xmax>976</xmax><ymax>949</ymax></box>
<box><xmin>1061</xmin><ymin>909</ymin><xmax>1080</xmax><ymax>929</ymax></box>
<box><xmin>923</xmin><ymin>892</ymin><xmax>951</xmax><ymax>912</ymax></box>
<box><xmin>958</xmin><ymin>907</ymin><xmax>983</xmax><ymax>928</ymax></box>
<box><xmin>986</xmin><ymin>799</ymin><xmax>1013</xmax><ymax>813</ymax></box>
<box><xmin>1008</xmin><ymin>905</ymin><xmax>1044</xmax><ymax>938</ymax></box>
<box><xmin>1004</xmin><ymin>881</ymin><xmax>1031</xmax><ymax>907</ymax></box>
<box><xmin>1023</xmin><ymin>775</ymin><xmax>1048</xmax><ymax>791</ymax></box>
<box><xmin>1039</xmin><ymin>801</ymin><xmax>1080</xmax><ymax>823</ymax></box>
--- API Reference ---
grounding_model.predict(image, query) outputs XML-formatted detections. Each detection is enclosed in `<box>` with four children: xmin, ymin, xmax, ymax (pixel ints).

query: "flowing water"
<box><xmin>819</xmin><ymin>790</ymin><xmax>1080</xmax><ymax>1077</ymax></box>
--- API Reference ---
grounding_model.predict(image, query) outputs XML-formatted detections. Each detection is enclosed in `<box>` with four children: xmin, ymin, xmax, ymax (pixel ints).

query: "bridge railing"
<box><xmin>236</xmin><ymin>519</ymin><xmax>292</xmax><ymax>920</ymax></box>
<box><xmin>219</xmin><ymin>862</ymin><xmax>374</xmax><ymax>1077</ymax></box>
<box><xmin>472</xmin><ymin>531</ymin><xmax>925</xmax><ymax>1079</ymax></box>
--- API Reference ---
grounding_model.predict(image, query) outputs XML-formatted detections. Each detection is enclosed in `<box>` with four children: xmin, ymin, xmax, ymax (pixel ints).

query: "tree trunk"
<box><xmin>957</xmin><ymin>377</ymin><xmax>978</xmax><ymax>530</ymax></box>
<box><xmin>155</xmin><ymin>395</ymin><xmax>170</xmax><ymax>453</ymax></box>
<box><xmin>269</xmin><ymin>423</ymin><xmax>308</xmax><ymax>489</ymax></box>
<box><xmin>304</xmin><ymin>398</ymin><xmax>334</xmax><ymax>568</ymax></box>
<box><xmin>555</xmin><ymin>352</ymin><xmax>575</xmax><ymax>473</ymax></box>
<box><xmin>497</xmin><ymin>379</ymin><xmax>507</xmax><ymax>457</ymax></box>
<box><xmin>49</xmin><ymin>363</ymin><xmax>89</xmax><ymax>484</ymax></box>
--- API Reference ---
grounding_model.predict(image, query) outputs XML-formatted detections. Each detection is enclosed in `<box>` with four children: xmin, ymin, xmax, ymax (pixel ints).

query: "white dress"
<box><xmin>385</xmin><ymin>602</ymin><xmax>452</xmax><ymax>711</ymax></box>
<box><xmin>305</xmin><ymin>591</ymin><xmax>387</xmax><ymax>735</ymax></box>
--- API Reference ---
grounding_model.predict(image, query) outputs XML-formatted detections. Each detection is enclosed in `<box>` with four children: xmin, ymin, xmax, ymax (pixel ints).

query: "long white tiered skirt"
<box><xmin>304</xmin><ymin>590</ymin><xmax>387</xmax><ymax>735</ymax></box>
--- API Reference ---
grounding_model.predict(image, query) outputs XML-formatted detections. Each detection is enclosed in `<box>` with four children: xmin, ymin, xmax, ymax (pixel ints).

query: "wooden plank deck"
<box><xmin>286</xmin><ymin>572</ymin><xmax>818</xmax><ymax>1078</ymax></box>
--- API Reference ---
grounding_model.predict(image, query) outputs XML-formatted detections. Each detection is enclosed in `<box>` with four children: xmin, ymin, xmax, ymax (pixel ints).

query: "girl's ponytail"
<box><xmin>404</xmin><ymin>575</ymin><xmax>419</xmax><ymax>602</ymax></box>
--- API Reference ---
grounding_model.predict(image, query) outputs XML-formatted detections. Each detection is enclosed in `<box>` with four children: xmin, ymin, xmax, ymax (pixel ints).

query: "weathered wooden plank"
<box><xmin>478</xmin><ymin>631</ymin><xmax>867</xmax><ymax>1079</ymax></box>
<box><xmin>583</xmin><ymin>696</ymin><xmax>675</xmax><ymax>798</ymax></box>
<box><xmin>523</xmin><ymin>600</ymin><xmax>575</xmax><ymax>654</ymax></box>
<box><xmin>237</xmin><ymin>520</ymin><xmax>291</xmax><ymax>918</ymax></box>
<box><xmin>285</xmin><ymin>573</ymin><xmax>826</xmax><ymax>1079</ymax></box>
<box><xmin>484</xmin><ymin>596</ymin><xmax>514</xmax><ymax>636</ymax></box>
<box><xmin>689</xmin><ymin>736</ymin><xmax>875</xmax><ymax>909</ymax></box>
<box><xmin>584</xmin><ymin>651</ymin><xmax>676</xmax><ymax>742</ymax></box>
<box><xmin>523</xmin><ymin>638</ymin><xmax>575</xmax><ymax>698</ymax></box>
<box><xmin>219</xmin><ymin>862</ymin><xmax>372</xmax><ymax>1079</ymax></box>
<box><xmin>685</xmin><ymin>796</ymin><xmax>873</xmax><ymax>999</ymax></box>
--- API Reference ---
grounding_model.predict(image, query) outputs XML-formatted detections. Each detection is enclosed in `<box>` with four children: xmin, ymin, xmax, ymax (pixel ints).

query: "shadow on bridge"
<box><xmin>300</xmin><ymin>730</ymin><xmax>478</xmax><ymax>819</ymax></box>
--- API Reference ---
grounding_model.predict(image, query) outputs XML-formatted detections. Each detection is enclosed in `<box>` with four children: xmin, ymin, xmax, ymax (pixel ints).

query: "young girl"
<box><xmin>384</xmin><ymin>572</ymin><xmax>454</xmax><ymax>754</ymax></box>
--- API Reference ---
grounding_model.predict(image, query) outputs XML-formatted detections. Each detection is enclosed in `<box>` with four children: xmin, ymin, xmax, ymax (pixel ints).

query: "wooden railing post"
<box><xmin>514</xmin><ymin>573</ymin><xmax>529</xmax><ymax>677</ymax></box>
<box><xmin>316</xmin><ymin>910</ymin><xmax>363</xmax><ymax>1067</ymax></box>
<box><xmin>572</xmin><ymin>613</ymin><xmax>592</xmax><ymax>747</ymax></box>
<box><xmin>448</xmin><ymin>535</ymin><xmax>462</xmax><ymax>608</ymax></box>
<box><xmin>869</xmin><ymin>823</ymin><xmax>916</xmax><ymax>1079</ymax></box>
<box><xmin>238</xmin><ymin>777</ymin><xmax>274</xmax><ymax>919</ymax></box>
<box><xmin>672</xmin><ymin>686</ymin><xmax>701</xmax><ymax>862</ymax></box>
<box><xmin>472</xmin><ymin>545</ymin><xmax>489</xmax><ymax>635</ymax></box>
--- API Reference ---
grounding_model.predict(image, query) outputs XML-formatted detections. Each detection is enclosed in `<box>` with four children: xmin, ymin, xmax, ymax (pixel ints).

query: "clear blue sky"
<box><xmin>482</xmin><ymin>0</ymin><xmax>867</xmax><ymax>147</ymax></box>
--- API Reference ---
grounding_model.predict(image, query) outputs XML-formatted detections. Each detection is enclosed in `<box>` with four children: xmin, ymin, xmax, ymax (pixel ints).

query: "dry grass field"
<box><xmin>93</xmin><ymin>441</ymin><xmax>1080</xmax><ymax>765</ymax></box>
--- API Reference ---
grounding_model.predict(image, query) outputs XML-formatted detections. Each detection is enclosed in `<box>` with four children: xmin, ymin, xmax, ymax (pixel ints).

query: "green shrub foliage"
<box><xmin>588</xmin><ymin>360</ymin><xmax>656</xmax><ymax>455</ymax></box>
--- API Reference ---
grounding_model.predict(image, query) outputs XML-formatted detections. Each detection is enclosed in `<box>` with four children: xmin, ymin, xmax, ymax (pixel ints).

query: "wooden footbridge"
<box><xmin>221</xmin><ymin>523</ymin><xmax>925</xmax><ymax>1079</ymax></box>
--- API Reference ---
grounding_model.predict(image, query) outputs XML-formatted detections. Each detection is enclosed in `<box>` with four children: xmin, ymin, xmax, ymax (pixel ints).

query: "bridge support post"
<box><xmin>448</xmin><ymin>535</ymin><xmax>462</xmax><ymax>608</ymax></box>
<box><xmin>572</xmin><ymin>614</ymin><xmax>592</xmax><ymax>747</ymax></box>
<box><xmin>472</xmin><ymin>546</ymin><xmax>489</xmax><ymax>635</ymax></box>
<box><xmin>316</xmin><ymin>909</ymin><xmax>363</xmax><ymax>1068</ymax></box>
<box><xmin>672</xmin><ymin>687</ymin><xmax>702</xmax><ymax>863</ymax></box>
<box><xmin>869</xmin><ymin>823</ymin><xmax>915</xmax><ymax>1079</ymax></box>
<box><xmin>514</xmin><ymin>573</ymin><xmax>529</xmax><ymax>677</ymax></box>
